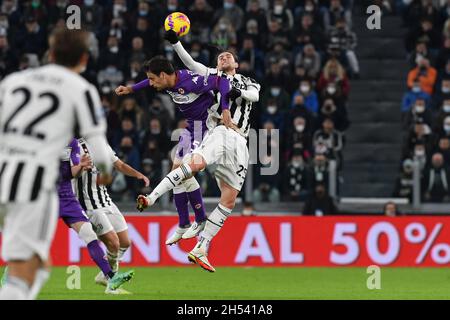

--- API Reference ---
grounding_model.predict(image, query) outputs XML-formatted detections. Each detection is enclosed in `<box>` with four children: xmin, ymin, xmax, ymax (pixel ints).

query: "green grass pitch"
<box><xmin>2</xmin><ymin>266</ymin><xmax>450</xmax><ymax>300</ymax></box>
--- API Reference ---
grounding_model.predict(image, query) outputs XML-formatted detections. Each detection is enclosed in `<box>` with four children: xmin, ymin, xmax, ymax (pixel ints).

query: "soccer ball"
<box><xmin>164</xmin><ymin>12</ymin><xmax>190</xmax><ymax>37</ymax></box>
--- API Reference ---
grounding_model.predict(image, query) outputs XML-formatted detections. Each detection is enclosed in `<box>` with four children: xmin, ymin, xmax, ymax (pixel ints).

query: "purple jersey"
<box><xmin>166</xmin><ymin>69</ymin><xmax>230</xmax><ymax>132</ymax></box>
<box><xmin>58</xmin><ymin>138</ymin><xmax>80</xmax><ymax>198</ymax></box>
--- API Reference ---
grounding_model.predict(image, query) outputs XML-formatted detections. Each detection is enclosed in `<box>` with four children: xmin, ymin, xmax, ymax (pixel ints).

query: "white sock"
<box><xmin>149</xmin><ymin>164</ymin><xmax>192</xmax><ymax>203</ymax></box>
<box><xmin>107</xmin><ymin>250</ymin><xmax>119</xmax><ymax>272</ymax></box>
<box><xmin>0</xmin><ymin>276</ymin><xmax>30</xmax><ymax>300</ymax></box>
<box><xmin>197</xmin><ymin>204</ymin><xmax>232</xmax><ymax>252</ymax></box>
<box><xmin>28</xmin><ymin>268</ymin><xmax>50</xmax><ymax>300</ymax></box>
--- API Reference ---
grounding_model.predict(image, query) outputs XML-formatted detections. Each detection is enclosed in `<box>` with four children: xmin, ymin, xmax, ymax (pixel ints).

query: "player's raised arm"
<box><xmin>115</xmin><ymin>79</ymin><xmax>151</xmax><ymax>96</ymax></box>
<box><xmin>165</xmin><ymin>30</ymin><xmax>211</xmax><ymax>76</ymax></box>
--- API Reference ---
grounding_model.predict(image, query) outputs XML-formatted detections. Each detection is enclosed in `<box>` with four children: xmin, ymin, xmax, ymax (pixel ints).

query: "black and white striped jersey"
<box><xmin>73</xmin><ymin>138</ymin><xmax>117</xmax><ymax>211</ymax></box>
<box><xmin>0</xmin><ymin>64</ymin><xmax>106</xmax><ymax>203</ymax></box>
<box><xmin>206</xmin><ymin>71</ymin><xmax>261</xmax><ymax>138</ymax></box>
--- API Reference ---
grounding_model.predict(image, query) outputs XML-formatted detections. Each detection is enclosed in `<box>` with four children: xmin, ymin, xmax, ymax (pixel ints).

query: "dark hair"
<box><xmin>143</xmin><ymin>56</ymin><xmax>175</xmax><ymax>75</ymax></box>
<box><xmin>50</xmin><ymin>28</ymin><xmax>89</xmax><ymax>67</ymax></box>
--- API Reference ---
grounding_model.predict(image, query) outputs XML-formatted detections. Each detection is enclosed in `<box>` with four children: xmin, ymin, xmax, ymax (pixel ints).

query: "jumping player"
<box><xmin>115</xmin><ymin>56</ymin><xmax>232</xmax><ymax>245</ymax></box>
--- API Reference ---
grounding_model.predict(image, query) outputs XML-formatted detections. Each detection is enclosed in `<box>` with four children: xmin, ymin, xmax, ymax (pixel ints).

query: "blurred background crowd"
<box><xmin>0</xmin><ymin>0</ymin><xmax>357</xmax><ymax>212</ymax></box>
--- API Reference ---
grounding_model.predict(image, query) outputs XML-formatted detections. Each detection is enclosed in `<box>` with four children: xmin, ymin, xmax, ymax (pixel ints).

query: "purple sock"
<box><xmin>174</xmin><ymin>192</ymin><xmax>191</xmax><ymax>227</ymax></box>
<box><xmin>87</xmin><ymin>240</ymin><xmax>114</xmax><ymax>278</ymax></box>
<box><xmin>188</xmin><ymin>188</ymin><xmax>207</xmax><ymax>222</ymax></box>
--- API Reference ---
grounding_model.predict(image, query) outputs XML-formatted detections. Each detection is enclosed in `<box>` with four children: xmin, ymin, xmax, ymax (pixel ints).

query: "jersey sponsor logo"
<box><xmin>178</xmin><ymin>88</ymin><xmax>185</xmax><ymax>95</ymax></box>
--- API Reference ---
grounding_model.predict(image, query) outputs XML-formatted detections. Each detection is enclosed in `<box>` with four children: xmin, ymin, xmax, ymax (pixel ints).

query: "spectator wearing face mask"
<box><xmin>407</xmin><ymin>57</ymin><xmax>437</xmax><ymax>95</ymax></box>
<box><xmin>403</xmin><ymin>98</ymin><xmax>433</xmax><ymax>130</ymax></box>
<box><xmin>295</xmin><ymin>43</ymin><xmax>321</xmax><ymax>79</ymax></box>
<box><xmin>262</xmin><ymin>81</ymin><xmax>291</xmax><ymax>112</ymax></box>
<box><xmin>413</xmin><ymin>141</ymin><xmax>428</xmax><ymax>171</ymax></box>
<box><xmin>302</xmin><ymin>183</ymin><xmax>337</xmax><ymax>216</ymax></box>
<box><xmin>313</xmin><ymin>118</ymin><xmax>344</xmax><ymax>164</ymax></box>
<box><xmin>318</xmin><ymin>58</ymin><xmax>350</xmax><ymax>100</ymax></box>
<box><xmin>431</xmin><ymin>78</ymin><xmax>450</xmax><ymax>111</ymax></box>
<box><xmin>383</xmin><ymin>201</ymin><xmax>401</xmax><ymax>217</ymax></box>
<box><xmin>393</xmin><ymin>158</ymin><xmax>415</xmax><ymax>201</ymax></box>
<box><xmin>244</xmin><ymin>0</ymin><xmax>268</xmax><ymax>41</ymax></box>
<box><xmin>294</xmin><ymin>0</ymin><xmax>321</xmax><ymax>25</ymax></box>
<box><xmin>283</xmin><ymin>151</ymin><xmax>309</xmax><ymax>201</ymax></box>
<box><xmin>401</xmin><ymin>79</ymin><xmax>431</xmax><ymax>113</ymax></box>
<box><xmin>260</xmin><ymin>99</ymin><xmax>285</xmax><ymax>131</ymax></box>
<box><xmin>268</xmin><ymin>0</ymin><xmax>294</xmax><ymax>32</ymax></box>
<box><xmin>318</xmin><ymin>98</ymin><xmax>350</xmax><ymax>131</ymax></box>
<box><xmin>436</xmin><ymin>115</ymin><xmax>450</xmax><ymax>140</ymax></box>
<box><xmin>284</xmin><ymin>116</ymin><xmax>313</xmax><ymax>161</ymax></box>
<box><xmin>307</xmin><ymin>153</ymin><xmax>330</xmax><ymax>191</ymax></box>
<box><xmin>292</xmin><ymin>79</ymin><xmax>319</xmax><ymax>114</ymax></box>
<box><xmin>288</xmin><ymin>95</ymin><xmax>316</xmax><ymax>130</ymax></box>
<box><xmin>213</xmin><ymin>0</ymin><xmax>244</xmax><ymax>32</ymax></box>
<box><xmin>403</xmin><ymin>123</ymin><xmax>433</xmax><ymax>159</ymax></box>
<box><xmin>320</xmin><ymin>80</ymin><xmax>347</xmax><ymax>107</ymax></box>
<box><xmin>422</xmin><ymin>152</ymin><xmax>450</xmax><ymax>203</ymax></box>
<box><xmin>211</xmin><ymin>17</ymin><xmax>237</xmax><ymax>50</ymax></box>
<box><xmin>326</xmin><ymin>17</ymin><xmax>359</xmax><ymax>78</ymax></box>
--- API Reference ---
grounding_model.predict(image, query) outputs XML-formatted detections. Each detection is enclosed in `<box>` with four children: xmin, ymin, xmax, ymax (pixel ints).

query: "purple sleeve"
<box><xmin>131</xmin><ymin>79</ymin><xmax>150</xmax><ymax>92</ymax></box>
<box><xmin>189</xmin><ymin>74</ymin><xmax>230</xmax><ymax>110</ymax></box>
<box><xmin>70</xmin><ymin>139</ymin><xmax>81</xmax><ymax>166</ymax></box>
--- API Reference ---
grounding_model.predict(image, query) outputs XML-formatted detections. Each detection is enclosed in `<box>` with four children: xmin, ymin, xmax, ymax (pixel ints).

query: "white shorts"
<box><xmin>86</xmin><ymin>203</ymin><xmax>128</xmax><ymax>236</ymax></box>
<box><xmin>192</xmin><ymin>125</ymin><xmax>249</xmax><ymax>191</ymax></box>
<box><xmin>0</xmin><ymin>190</ymin><xmax>58</xmax><ymax>262</ymax></box>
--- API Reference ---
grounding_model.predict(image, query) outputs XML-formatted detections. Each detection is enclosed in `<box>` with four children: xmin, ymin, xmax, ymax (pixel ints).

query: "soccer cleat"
<box><xmin>182</xmin><ymin>220</ymin><xmax>206</xmax><ymax>239</ymax></box>
<box><xmin>95</xmin><ymin>271</ymin><xmax>108</xmax><ymax>287</ymax></box>
<box><xmin>0</xmin><ymin>267</ymin><xmax>8</xmax><ymax>287</ymax></box>
<box><xmin>188</xmin><ymin>248</ymin><xmax>216</xmax><ymax>272</ymax></box>
<box><xmin>106</xmin><ymin>270</ymin><xmax>135</xmax><ymax>292</ymax></box>
<box><xmin>105</xmin><ymin>287</ymin><xmax>132</xmax><ymax>295</ymax></box>
<box><xmin>166</xmin><ymin>226</ymin><xmax>190</xmax><ymax>245</ymax></box>
<box><xmin>136</xmin><ymin>194</ymin><xmax>149</xmax><ymax>212</ymax></box>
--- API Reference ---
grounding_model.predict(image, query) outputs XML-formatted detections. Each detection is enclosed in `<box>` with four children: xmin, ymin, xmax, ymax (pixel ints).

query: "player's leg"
<box><xmin>182</xmin><ymin>176</ymin><xmax>207</xmax><ymax>239</ymax></box>
<box><xmin>105</xmin><ymin>204</ymin><xmax>129</xmax><ymax>272</ymax></box>
<box><xmin>0</xmin><ymin>192</ymin><xmax>58</xmax><ymax>300</ymax></box>
<box><xmin>167</xmin><ymin>160</ymin><xmax>192</xmax><ymax>245</ymax></box>
<box><xmin>70</xmin><ymin>221</ymin><xmax>115</xmax><ymax>279</ymax></box>
<box><xmin>188</xmin><ymin>180</ymin><xmax>238</xmax><ymax>272</ymax></box>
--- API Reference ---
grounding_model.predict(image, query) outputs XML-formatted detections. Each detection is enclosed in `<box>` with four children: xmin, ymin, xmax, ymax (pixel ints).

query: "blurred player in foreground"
<box><xmin>115</xmin><ymin>56</ymin><xmax>231</xmax><ymax>245</ymax></box>
<box><xmin>0</xmin><ymin>28</ymin><xmax>115</xmax><ymax>299</ymax></box>
<box><xmin>74</xmin><ymin>137</ymin><xmax>149</xmax><ymax>289</ymax></box>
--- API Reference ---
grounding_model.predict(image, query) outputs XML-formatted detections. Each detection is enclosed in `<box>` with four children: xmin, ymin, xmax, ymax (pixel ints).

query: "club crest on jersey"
<box><xmin>178</xmin><ymin>88</ymin><xmax>185</xmax><ymax>95</ymax></box>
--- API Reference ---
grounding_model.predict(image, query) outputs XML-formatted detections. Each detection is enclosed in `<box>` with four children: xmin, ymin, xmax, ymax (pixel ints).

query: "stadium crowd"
<box><xmin>0</xmin><ymin>0</ymin><xmax>357</xmax><ymax>209</ymax></box>
<box><xmin>396</xmin><ymin>0</ymin><xmax>450</xmax><ymax>203</ymax></box>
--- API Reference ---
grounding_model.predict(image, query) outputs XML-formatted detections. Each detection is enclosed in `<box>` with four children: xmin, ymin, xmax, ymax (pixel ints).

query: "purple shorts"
<box><xmin>59</xmin><ymin>195</ymin><xmax>89</xmax><ymax>227</ymax></box>
<box><xmin>175</xmin><ymin>128</ymin><xmax>204</xmax><ymax>159</ymax></box>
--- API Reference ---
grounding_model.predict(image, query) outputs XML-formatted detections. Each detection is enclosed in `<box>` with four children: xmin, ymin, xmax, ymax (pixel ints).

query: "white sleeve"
<box><xmin>172</xmin><ymin>42</ymin><xmax>216</xmax><ymax>76</ymax></box>
<box><xmin>108</xmin><ymin>144</ymin><xmax>119</xmax><ymax>163</ymax></box>
<box><xmin>241</xmin><ymin>77</ymin><xmax>261</xmax><ymax>102</ymax></box>
<box><xmin>85</xmin><ymin>135</ymin><xmax>113</xmax><ymax>174</ymax></box>
<box><xmin>74</xmin><ymin>84</ymin><xmax>107</xmax><ymax>139</ymax></box>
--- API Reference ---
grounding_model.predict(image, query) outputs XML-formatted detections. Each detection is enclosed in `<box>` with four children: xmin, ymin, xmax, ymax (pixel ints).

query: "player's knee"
<box><xmin>78</xmin><ymin>223</ymin><xmax>98</xmax><ymax>244</ymax></box>
<box><xmin>118</xmin><ymin>236</ymin><xmax>131</xmax><ymax>249</ymax></box>
<box><xmin>189</xmin><ymin>154</ymin><xmax>206</xmax><ymax>172</ymax></box>
<box><xmin>220</xmin><ymin>199</ymin><xmax>236</xmax><ymax>210</ymax></box>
